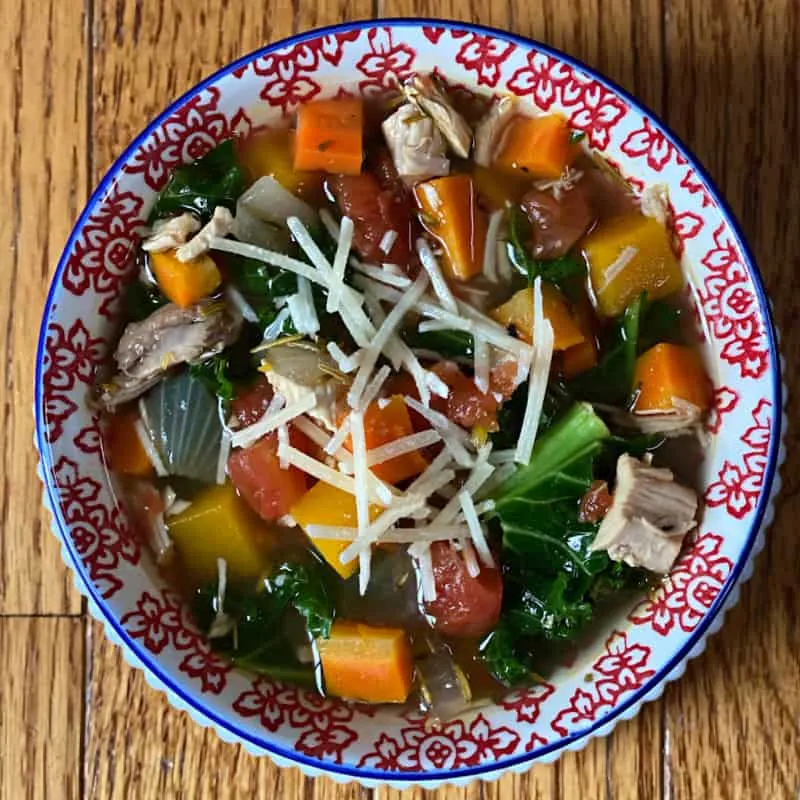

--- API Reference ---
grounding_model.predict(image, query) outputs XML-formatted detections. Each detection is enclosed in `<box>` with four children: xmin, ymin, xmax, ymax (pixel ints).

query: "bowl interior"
<box><xmin>36</xmin><ymin>19</ymin><xmax>781</xmax><ymax>783</ymax></box>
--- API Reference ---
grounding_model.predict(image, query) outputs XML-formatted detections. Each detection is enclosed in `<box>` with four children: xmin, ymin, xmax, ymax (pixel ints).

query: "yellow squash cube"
<box><xmin>167</xmin><ymin>483</ymin><xmax>272</xmax><ymax>583</ymax></box>
<box><xmin>290</xmin><ymin>483</ymin><xmax>381</xmax><ymax>579</ymax></box>
<box><xmin>583</xmin><ymin>214</ymin><xmax>684</xmax><ymax>318</ymax></box>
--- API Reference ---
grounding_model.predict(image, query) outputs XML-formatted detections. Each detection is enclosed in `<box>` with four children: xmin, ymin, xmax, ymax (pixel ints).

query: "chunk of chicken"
<box><xmin>382</xmin><ymin>103</ymin><xmax>450</xmax><ymax>182</ymax></box>
<box><xmin>591</xmin><ymin>454</ymin><xmax>698</xmax><ymax>573</ymax></box>
<box><xmin>474</xmin><ymin>95</ymin><xmax>516</xmax><ymax>167</ymax></box>
<box><xmin>141</xmin><ymin>213</ymin><xmax>201</xmax><ymax>253</ymax></box>
<box><xmin>596</xmin><ymin>401</ymin><xmax>704</xmax><ymax>439</ymax></box>
<box><xmin>261</xmin><ymin>341</ymin><xmax>341</xmax><ymax>430</ymax></box>
<box><xmin>175</xmin><ymin>206</ymin><xmax>235</xmax><ymax>262</ymax></box>
<box><xmin>402</xmin><ymin>74</ymin><xmax>473</xmax><ymax>159</ymax></box>
<box><xmin>100</xmin><ymin>300</ymin><xmax>242</xmax><ymax>409</ymax></box>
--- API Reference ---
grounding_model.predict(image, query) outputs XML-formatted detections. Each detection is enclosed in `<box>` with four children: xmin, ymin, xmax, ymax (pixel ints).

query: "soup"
<box><xmin>99</xmin><ymin>73</ymin><xmax>712</xmax><ymax>719</ymax></box>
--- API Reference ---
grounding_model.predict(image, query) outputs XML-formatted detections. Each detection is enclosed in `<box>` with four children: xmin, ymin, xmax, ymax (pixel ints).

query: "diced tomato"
<box><xmin>231</xmin><ymin>376</ymin><xmax>274</xmax><ymax>427</ymax></box>
<box><xmin>228</xmin><ymin>434</ymin><xmax>307</xmax><ymax>522</ymax></box>
<box><xmin>424</xmin><ymin>541</ymin><xmax>503</xmax><ymax>638</ymax></box>
<box><xmin>488</xmin><ymin>358</ymin><xmax>520</xmax><ymax>402</ymax></box>
<box><xmin>431</xmin><ymin>362</ymin><xmax>500</xmax><ymax>432</ymax></box>
<box><xmin>579</xmin><ymin>480</ymin><xmax>613</xmax><ymax>523</ymax></box>
<box><xmin>328</xmin><ymin>172</ymin><xmax>415</xmax><ymax>270</ymax></box>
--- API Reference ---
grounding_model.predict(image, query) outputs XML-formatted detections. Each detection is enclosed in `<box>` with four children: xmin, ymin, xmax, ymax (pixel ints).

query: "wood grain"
<box><xmin>0</xmin><ymin>617</ymin><xmax>84</xmax><ymax>800</ymax></box>
<box><xmin>0</xmin><ymin>0</ymin><xmax>85</xmax><ymax>615</ymax></box>
<box><xmin>663</xmin><ymin>2</ymin><xmax>800</xmax><ymax>798</ymax></box>
<box><xmin>4</xmin><ymin>0</ymin><xmax>800</xmax><ymax>797</ymax></box>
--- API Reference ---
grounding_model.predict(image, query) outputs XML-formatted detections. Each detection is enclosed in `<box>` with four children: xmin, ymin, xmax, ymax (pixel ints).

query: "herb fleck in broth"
<box><xmin>101</xmin><ymin>79</ymin><xmax>712</xmax><ymax>720</ymax></box>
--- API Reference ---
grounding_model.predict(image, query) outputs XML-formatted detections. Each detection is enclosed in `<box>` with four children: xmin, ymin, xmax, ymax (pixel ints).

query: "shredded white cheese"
<box><xmin>318</xmin><ymin>207</ymin><xmax>341</xmax><ymax>241</ymax></box>
<box><xmin>347</xmin><ymin>272</ymin><xmax>429</xmax><ymax>409</ymax></box>
<box><xmin>600</xmin><ymin>246</ymin><xmax>639</xmax><ymax>292</ymax></box>
<box><xmin>286</xmin><ymin>275</ymin><xmax>319</xmax><ymax>336</ymax></box>
<box><xmin>277</xmin><ymin>425</ymin><xmax>289</xmax><ymax>469</ymax></box>
<box><xmin>351</xmin><ymin>260</ymin><xmax>412</xmax><ymax>288</ymax></box>
<box><xmin>473</xmin><ymin>337</ymin><xmax>490</xmax><ymax>395</ymax></box>
<box><xmin>403</xmin><ymin>396</ymin><xmax>474</xmax><ymax>468</ymax></box>
<box><xmin>216</xmin><ymin>428</ymin><xmax>232</xmax><ymax>485</ymax></box>
<box><xmin>416</xmin><ymin>238</ymin><xmax>458</xmax><ymax>314</ymax></box>
<box><xmin>133</xmin><ymin>415</ymin><xmax>167</xmax><ymax>477</ymax></box>
<box><xmin>326</xmin><ymin>215</ymin><xmax>354</xmax><ymax>313</ymax></box>
<box><xmin>359</xmin><ymin>364</ymin><xmax>391</xmax><ymax>412</ymax></box>
<box><xmin>379</xmin><ymin>229</ymin><xmax>399</xmax><ymax>255</ymax></box>
<box><xmin>326</xmin><ymin>341</ymin><xmax>362</xmax><ymax>374</ymax></box>
<box><xmin>231</xmin><ymin>394</ymin><xmax>314</xmax><ymax>449</ymax></box>
<box><xmin>514</xmin><ymin>277</ymin><xmax>555</xmax><ymax>465</ymax></box>
<box><xmin>458</xmin><ymin>490</ymin><xmax>495</xmax><ymax>568</ymax></box>
<box><xmin>366</xmin><ymin>429</ymin><xmax>441</xmax><ymax>467</ymax></box>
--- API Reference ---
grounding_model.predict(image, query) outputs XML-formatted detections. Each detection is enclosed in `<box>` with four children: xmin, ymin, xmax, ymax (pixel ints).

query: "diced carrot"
<box><xmin>340</xmin><ymin>396</ymin><xmax>428</xmax><ymax>485</ymax></box>
<box><xmin>633</xmin><ymin>343</ymin><xmax>712</xmax><ymax>412</ymax></box>
<box><xmin>294</xmin><ymin>99</ymin><xmax>364</xmax><ymax>175</ymax></box>
<box><xmin>562</xmin><ymin>291</ymin><xmax>598</xmax><ymax>378</ymax></box>
<box><xmin>489</xmin><ymin>284</ymin><xmax>585</xmax><ymax>351</ymax></box>
<box><xmin>105</xmin><ymin>409</ymin><xmax>153</xmax><ymax>477</ymax></box>
<box><xmin>149</xmin><ymin>249</ymin><xmax>222</xmax><ymax>308</ymax></box>
<box><xmin>583</xmin><ymin>214</ymin><xmax>684</xmax><ymax>318</ymax></box>
<box><xmin>317</xmin><ymin>620</ymin><xmax>414</xmax><ymax>704</ymax></box>
<box><xmin>290</xmin><ymin>483</ymin><xmax>381</xmax><ymax>579</ymax></box>
<box><xmin>431</xmin><ymin>362</ymin><xmax>500</xmax><ymax>432</ymax></box>
<box><xmin>236</xmin><ymin>128</ymin><xmax>324</xmax><ymax>203</ymax></box>
<box><xmin>495</xmin><ymin>114</ymin><xmax>577</xmax><ymax>179</ymax></box>
<box><xmin>562</xmin><ymin>339</ymin><xmax>598</xmax><ymax>378</ymax></box>
<box><xmin>414</xmin><ymin>174</ymin><xmax>488</xmax><ymax>281</ymax></box>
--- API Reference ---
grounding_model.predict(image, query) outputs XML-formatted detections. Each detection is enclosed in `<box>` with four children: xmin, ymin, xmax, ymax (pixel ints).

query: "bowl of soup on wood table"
<box><xmin>35</xmin><ymin>18</ymin><xmax>784</xmax><ymax>789</ymax></box>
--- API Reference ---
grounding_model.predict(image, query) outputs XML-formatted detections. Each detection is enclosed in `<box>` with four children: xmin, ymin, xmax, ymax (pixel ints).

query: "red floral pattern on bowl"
<box><xmin>35</xmin><ymin>20</ymin><xmax>784</xmax><ymax>789</ymax></box>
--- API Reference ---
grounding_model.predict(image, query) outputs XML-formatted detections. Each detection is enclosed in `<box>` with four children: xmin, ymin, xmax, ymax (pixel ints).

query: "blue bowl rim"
<box><xmin>35</xmin><ymin>17</ymin><xmax>783</xmax><ymax>783</ymax></box>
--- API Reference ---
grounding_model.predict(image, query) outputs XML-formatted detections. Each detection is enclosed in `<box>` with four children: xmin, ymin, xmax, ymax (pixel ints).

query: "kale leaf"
<box><xmin>569</xmin><ymin>294</ymin><xmax>643</xmax><ymax>406</ymax></box>
<box><xmin>149</xmin><ymin>139</ymin><xmax>244</xmax><ymax>223</ymax></box>
<box><xmin>403</xmin><ymin>329</ymin><xmax>475</xmax><ymax>359</ymax></box>
<box><xmin>267</xmin><ymin>560</ymin><xmax>335</xmax><ymax>640</ymax></box>
<box><xmin>122</xmin><ymin>278</ymin><xmax>167</xmax><ymax>322</ymax></box>
<box><xmin>188</xmin><ymin>322</ymin><xmax>262</xmax><ymax>401</ymax></box>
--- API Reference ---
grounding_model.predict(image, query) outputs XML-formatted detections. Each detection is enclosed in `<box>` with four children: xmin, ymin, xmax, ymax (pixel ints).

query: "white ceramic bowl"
<box><xmin>35</xmin><ymin>19</ymin><xmax>785</xmax><ymax>789</ymax></box>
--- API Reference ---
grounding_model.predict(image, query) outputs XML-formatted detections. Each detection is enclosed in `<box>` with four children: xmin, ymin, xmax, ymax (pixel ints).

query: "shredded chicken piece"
<box><xmin>474</xmin><ymin>95</ymin><xmax>516</xmax><ymax>167</ymax></box>
<box><xmin>382</xmin><ymin>103</ymin><xmax>450</xmax><ymax>182</ymax></box>
<box><xmin>99</xmin><ymin>300</ymin><xmax>242</xmax><ymax>409</ymax></box>
<box><xmin>640</xmin><ymin>183</ymin><xmax>671</xmax><ymax>226</ymax></box>
<box><xmin>595</xmin><ymin>401</ymin><xmax>704</xmax><ymax>438</ymax></box>
<box><xmin>591</xmin><ymin>454</ymin><xmax>698</xmax><ymax>573</ymax></box>
<box><xmin>402</xmin><ymin>74</ymin><xmax>473</xmax><ymax>159</ymax></box>
<box><xmin>141</xmin><ymin>213</ymin><xmax>201</xmax><ymax>253</ymax></box>
<box><xmin>176</xmin><ymin>206</ymin><xmax>235</xmax><ymax>262</ymax></box>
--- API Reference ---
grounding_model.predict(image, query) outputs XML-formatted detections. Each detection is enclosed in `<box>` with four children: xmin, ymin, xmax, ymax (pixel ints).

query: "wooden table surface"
<box><xmin>2</xmin><ymin>0</ymin><xmax>798</xmax><ymax>797</ymax></box>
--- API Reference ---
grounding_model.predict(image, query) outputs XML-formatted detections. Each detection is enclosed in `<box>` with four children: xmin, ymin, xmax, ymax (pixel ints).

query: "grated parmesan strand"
<box><xmin>473</xmin><ymin>337</ymin><xmax>490</xmax><ymax>394</ymax></box>
<box><xmin>403</xmin><ymin>396</ymin><xmax>474</xmax><ymax>467</ymax></box>
<box><xmin>458</xmin><ymin>490</ymin><xmax>495</xmax><ymax>567</ymax></box>
<box><xmin>367</xmin><ymin>429</ymin><xmax>441</xmax><ymax>467</ymax></box>
<box><xmin>514</xmin><ymin>277</ymin><xmax>555</xmax><ymax>465</ymax></box>
<box><xmin>231</xmin><ymin>394</ymin><xmax>314</xmax><ymax>449</ymax></box>
<box><xmin>416</xmin><ymin>238</ymin><xmax>458</xmax><ymax>314</ymax></box>
<box><xmin>326</xmin><ymin>341</ymin><xmax>362</xmax><ymax>373</ymax></box>
<box><xmin>326</xmin><ymin>216</ymin><xmax>354</xmax><ymax>313</ymax></box>
<box><xmin>379</xmin><ymin>229</ymin><xmax>398</xmax><ymax>255</ymax></box>
<box><xmin>483</xmin><ymin>210</ymin><xmax>505</xmax><ymax>282</ymax></box>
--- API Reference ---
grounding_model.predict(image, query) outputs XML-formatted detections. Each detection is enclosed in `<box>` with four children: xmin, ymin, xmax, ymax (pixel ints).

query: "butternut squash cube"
<box><xmin>583</xmin><ymin>214</ymin><xmax>684</xmax><ymax>318</ymax></box>
<box><xmin>290</xmin><ymin>483</ymin><xmax>381</xmax><ymax>579</ymax></box>
<box><xmin>490</xmin><ymin>284</ymin><xmax>585</xmax><ymax>351</ymax></box>
<box><xmin>166</xmin><ymin>483</ymin><xmax>272</xmax><ymax>583</ymax></box>
<box><xmin>149</xmin><ymin>249</ymin><xmax>221</xmax><ymax>308</ymax></box>
<box><xmin>633</xmin><ymin>343</ymin><xmax>712</xmax><ymax>411</ymax></box>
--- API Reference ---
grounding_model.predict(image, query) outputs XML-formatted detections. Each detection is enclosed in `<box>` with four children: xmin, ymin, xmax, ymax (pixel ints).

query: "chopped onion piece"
<box><xmin>483</xmin><ymin>210</ymin><xmax>505</xmax><ymax>282</ymax></box>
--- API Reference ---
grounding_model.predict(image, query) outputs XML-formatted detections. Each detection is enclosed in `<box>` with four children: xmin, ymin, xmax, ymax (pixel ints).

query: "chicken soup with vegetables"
<box><xmin>99</xmin><ymin>74</ymin><xmax>711</xmax><ymax>717</ymax></box>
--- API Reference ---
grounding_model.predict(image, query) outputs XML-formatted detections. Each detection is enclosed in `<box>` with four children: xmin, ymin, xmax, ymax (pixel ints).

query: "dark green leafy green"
<box><xmin>404</xmin><ymin>329</ymin><xmax>474</xmax><ymax>359</ymax></box>
<box><xmin>507</xmin><ymin>209</ymin><xmax>586</xmax><ymax>286</ymax></box>
<box><xmin>491</xmin><ymin>379</ymin><xmax>572</xmax><ymax>451</ymax></box>
<box><xmin>223</xmin><ymin>252</ymin><xmax>298</xmax><ymax>330</ymax></box>
<box><xmin>192</xmin><ymin>558</ymin><xmax>336</xmax><ymax>684</ymax></box>
<box><xmin>483</xmin><ymin>403</ymin><xmax>655</xmax><ymax>685</ymax></box>
<box><xmin>479</xmin><ymin>623</ymin><xmax>535</xmax><ymax>686</ymax></box>
<box><xmin>188</xmin><ymin>322</ymin><xmax>262</xmax><ymax>401</ymax></box>
<box><xmin>569</xmin><ymin>294</ymin><xmax>643</xmax><ymax>406</ymax></box>
<box><xmin>122</xmin><ymin>279</ymin><xmax>167</xmax><ymax>322</ymax></box>
<box><xmin>150</xmin><ymin>139</ymin><xmax>244</xmax><ymax>223</ymax></box>
<box><xmin>638</xmin><ymin>298</ymin><xmax>684</xmax><ymax>353</ymax></box>
<box><xmin>266</xmin><ymin>560</ymin><xmax>335</xmax><ymax>640</ymax></box>
<box><xmin>569</xmin><ymin>130</ymin><xmax>586</xmax><ymax>144</ymax></box>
